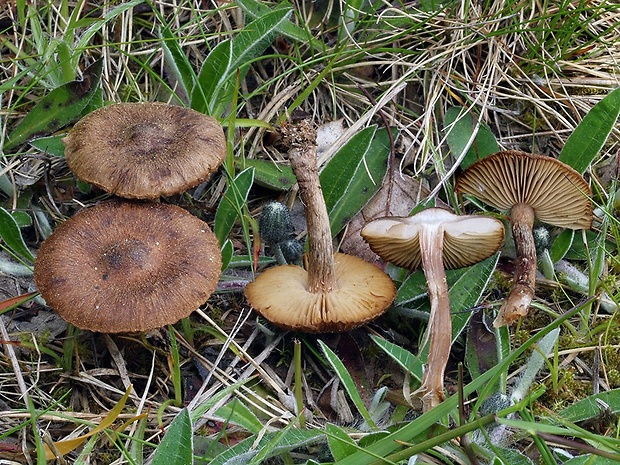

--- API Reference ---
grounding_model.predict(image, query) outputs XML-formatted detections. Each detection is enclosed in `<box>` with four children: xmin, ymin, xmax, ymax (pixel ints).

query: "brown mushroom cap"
<box><xmin>34</xmin><ymin>201</ymin><xmax>222</xmax><ymax>333</ymax></box>
<box><xmin>244</xmin><ymin>252</ymin><xmax>396</xmax><ymax>332</ymax></box>
<box><xmin>455</xmin><ymin>151</ymin><xmax>592</xmax><ymax>229</ymax></box>
<box><xmin>361</xmin><ymin>208</ymin><xmax>505</xmax><ymax>270</ymax></box>
<box><xmin>63</xmin><ymin>102</ymin><xmax>226</xmax><ymax>199</ymax></box>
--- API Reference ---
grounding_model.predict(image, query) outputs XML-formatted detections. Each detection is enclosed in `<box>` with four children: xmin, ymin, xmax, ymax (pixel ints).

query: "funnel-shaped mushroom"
<box><xmin>34</xmin><ymin>201</ymin><xmax>222</xmax><ymax>333</ymax></box>
<box><xmin>245</xmin><ymin>121</ymin><xmax>396</xmax><ymax>332</ymax></box>
<box><xmin>362</xmin><ymin>208</ymin><xmax>504</xmax><ymax>411</ymax></box>
<box><xmin>63</xmin><ymin>102</ymin><xmax>226</xmax><ymax>199</ymax></box>
<box><xmin>456</xmin><ymin>151</ymin><xmax>592</xmax><ymax>327</ymax></box>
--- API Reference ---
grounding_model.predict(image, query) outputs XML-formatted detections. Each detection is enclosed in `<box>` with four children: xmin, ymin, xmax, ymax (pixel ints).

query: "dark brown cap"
<box><xmin>63</xmin><ymin>102</ymin><xmax>226</xmax><ymax>199</ymax></box>
<box><xmin>34</xmin><ymin>201</ymin><xmax>222</xmax><ymax>332</ymax></box>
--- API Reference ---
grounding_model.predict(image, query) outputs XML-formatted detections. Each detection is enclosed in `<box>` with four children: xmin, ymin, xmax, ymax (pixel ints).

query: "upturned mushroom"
<box><xmin>456</xmin><ymin>150</ymin><xmax>592</xmax><ymax>327</ymax></box>
<box><xmin>362</xmin><ymin>208</ymin><xmax>505</xmax><ymax>411</ymax></box>
<box><xmin>34</xmin><ymin>200</ymin><xmax>222</xmax><ymax>333</ymax></box>
<box><xmin>63</xmin><ymin>102</ymin><xmax>226</xmax><ymax>199</ymax></box>
<box><xmin>244</xmin><ymin>121</ymin><xmax>396</xmax><ymax>332</ymax></box>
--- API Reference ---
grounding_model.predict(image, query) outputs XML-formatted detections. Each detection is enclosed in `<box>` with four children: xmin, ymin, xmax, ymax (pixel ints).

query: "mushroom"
<box><xmin>455</xmin><ymin>150</ymin><xmax>592</xmax><ymax>327</ymax></box>
<box><xmin>362</xmin><ymin>207</ymin><xmax>505</xmax><ymax>411</ymax></box>
<box><xmin>63</xmin><ymin>102</ymin><xmax>226</xmax><ymax>199</ymax></box>
<box><xmin>244</xmin><ymin>121</ymin><xmax>396</xmax><ymax>332</ymax></box>
<box><xmin>34</xmin><ymin>200</ymin><xmax>222</xmax><ymax>333</ymax></box>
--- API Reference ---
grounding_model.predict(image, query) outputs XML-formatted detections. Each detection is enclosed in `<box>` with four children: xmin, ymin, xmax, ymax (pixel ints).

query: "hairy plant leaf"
<box><xmin>151</xmin><ymin>408</ymin><xmax>193</xmax><ymax>465</ymax></box>
<box><xmin>29</xmin><ymin>135</ymin><xmax>66</xmax><ymax>157</ymax></box>
<box><xmin>560</xmin><ymin>388</ymin><xmax>620</xmax><ymax>422</ymax></box>
<box><xmin>371</xmin><ymin>335</ymin><xmax>423</xmax><ymax>381</ymax></box>
<box><xmin>215</xmin><ymin>398</ymin><xmax>263</xmax><ymax>435</ymax></box>
<box><xmin>449</xmin><ymin>253</ymin><xmax>500</xmax><ymax>341</ymax></box>
<box><xmin>321</xmin><ymin>126</ymin><xmax>391</xmax><ymax>236</ymax></box>
<box><xmin>318</xmin><ymin>340</ymin><xmax>377</xmax><ymax>430</ymax></box>
<box><xmin>444</xmin><ymin>106</ymin><xmax>499</xmax><ymax>170</ymax></box>
<box><xmin>0</xmin><ymin>207</ymin><xmax>35</xmax><ymax>263</ymax></box>
<box><xmin>4</xmin><ymin>60</ymin><xmax>102</xmax><ymax>151</ymax></box>
<box><xmin>159</xmin><ymin>24</ymin><xmax>197</xmax><ymax>103</ymax></box>
<box><xmin>240</xmin><ymin>158</ymin><xmax>296</xmax><ymax>191</ymax></box>
<box><xmin>208</xmin><ymin>428</ymin><xmax>323</xmax><ymax>465</ymax></box>
<box><xmin>549</xmin><ymin>229</ymin><xmax>574</xmax><ymax>263</ymax></box>
<box><xmin>559</xmin><ymin>87</ymin><xmax>620</xmax><ymax>173</ymax></box>
<box><xmin>326</xmin><ymin>423</ymin><xmax>357</xmax><ymax>461</ymax></box>
<box><xmin>220</xmin><ymin>239</ymin><xmax>234</xmax><ymax>271</ymax></box>
<box><xmin>191</xmin><ymin>8</ymin><xmax>291</xmax><ymax>115</ymax></box>
<box><xmin>237</xmin><ymin>0</ymin><xmax>322</xmax><ymax>51</ymax></box>
<box><xmin>214</xmin><ymin>167</ymin><xmax>255</xmax><ymax>246</ymax></box>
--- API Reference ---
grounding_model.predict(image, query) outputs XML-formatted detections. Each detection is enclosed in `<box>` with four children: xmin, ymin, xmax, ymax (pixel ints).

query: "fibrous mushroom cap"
<box><xmin>34</xmin><ymin>201</ymin><xmax>222</xmax><ymax>333</ymax></box>
<box><xmin>244</xmin><ymin>252</ymin><xmax>396</xmax><ymax>332</ymax></box>
<box><xmin>63</xmin><ymin>102</ymin><xmax>226</xmax><ymax>199</ymax></box>
<box><xmin>455</xmin><ymin>151</ymin><xmax>592</xmax><ymax>229</ymax></box>
<box><xmin>361</xmin><ymin>207</ymin><xmax>505</xmax><ymax>270</ymax></box>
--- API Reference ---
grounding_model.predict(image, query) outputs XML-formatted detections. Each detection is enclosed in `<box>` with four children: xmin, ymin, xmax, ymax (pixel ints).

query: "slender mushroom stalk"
<box><xmin>416</xmin><ymin>223</ymin><xmax>451</xmax><ymax>411</ymax></box>
<box><xmin>286</xmin><ymin>125</ymin><xmax>337</xmax><ymax>293</ymax></box>
<box><xmin>499</xmin><ymin>203</ymin><xmax>536</xmax><ymax>324</ymax></box>
<box><xmin>362</xmin><ymin>208</ymin><xmax>505</xmax><ymax>411</ymax></box>
<box><xmin>456</xmin><ymin>151</ymin><xmax>593</xmax><ymax>327</ymax></box>
<box><xmin>245</xmin><ymin>121</ymin><xmax>396</xmax><ymax>333</ymax></box>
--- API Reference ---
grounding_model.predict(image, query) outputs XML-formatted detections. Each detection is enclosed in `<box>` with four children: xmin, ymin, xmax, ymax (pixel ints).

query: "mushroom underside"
<box><xmin>245</xmin><ymin>253</ymin><xmax>396</xmax><ymax>332</ymax></box>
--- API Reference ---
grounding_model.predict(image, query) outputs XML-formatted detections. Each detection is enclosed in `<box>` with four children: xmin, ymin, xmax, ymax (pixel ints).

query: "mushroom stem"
<box><xmin>287</xmin><ymin>124</ymin><xmax>337</xmax><ymax>294</ymax></box>
<box><xmin>494</xmin><ymin>203</ymin><xmax>537</xmax><ymax>327</ymax></box>
<box><xmin>414</xmin><ymin>227</ymin><xmax>450</xmax><ymax>412</ymax></box>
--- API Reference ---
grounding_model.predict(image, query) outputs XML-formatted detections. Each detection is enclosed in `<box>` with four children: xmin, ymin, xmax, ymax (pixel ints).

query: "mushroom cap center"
<box><xmin>98</xmin><ymin>239</ymin><xmax>153</xmax><ymax>280</ymax></box>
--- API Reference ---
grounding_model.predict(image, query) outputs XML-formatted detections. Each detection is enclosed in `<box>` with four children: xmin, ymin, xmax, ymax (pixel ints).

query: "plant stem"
<box><xmin>286</xmin><ymin>121</ymin><xmax>336</xmax><ymax>293</ymax></box>
<box><xmin>494</xmin><ymin>203</ymin><xmax>536</xmax><ymax>327</ymax></box>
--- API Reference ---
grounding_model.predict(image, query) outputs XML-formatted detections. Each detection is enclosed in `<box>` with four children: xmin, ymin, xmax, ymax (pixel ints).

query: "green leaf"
<box><xmin>214</xmin><ymin>167</ymin><xmax>255</xmax><ymax>246</ymax></box>
<box><xmin>560</xmin><ymin>388</ymin><xmax>620</xmax><ymax>423</ymax></box>
<box><xmin>29</xmin><ymin>135</ymin><xmax>66</xmax><ymax>157</ymax></box>
<box><xmin>191</xmin><ymin>8</ymin><xmax>291</xmax><ymax>115</ymax></box>
<box><xmin>448</xmin><ymin>253</ymin><xmax>500</xmax><ymax>341</ymax></box>
<box><xmin>318</xmin><ymin>340</ymin><xmax>377</xmax><ymax>430</ymax></box>
<box><xmin>326</xmin><ymin>423</ymin><xmax>357</xmax><ymax>461</ymax></box>
<box><xmin>159</xmin><ymin>24</ymin><xmax>197</xmax><ymax>103</ymax></box>
<box><xmin>321</xmin><ymin>126</ymin><xmax>391</xmax><ymax>236</ymax></box>
<box><xmin>220</xmin><ymin>239</ymin><xmax>234</xmax><ymax>271</ymax></box>
<box><xmin>549</xmin><ymin>229</ymin><xmax>574</xmax><ymax>263</ymax></box>
<box><xmin>0</xmin><ymin>207</ymin><xmax>35</xmax><ymax>263</ymax></box>
<box><xmin>151</xmin><ymin>408</ymin><xmax>193</xmax><ymax>465</ymax></box>
<box><xmin>208</xmin><ymin>428</ymin><xmax>324</xmax><ymax>465</ymax></box>
<box><xmin>240</xmin><ymin>158</ymin><xmax>297</xmax><ymax>191</ymax></box>
<box><xmin>444</xmin><ymin>106</ymin><xmax>499</xmax><ymax>170</ymax></box>
<box><xmin>236</xmin><ymin>0</ymin><xmax>323</xmax><ymax>51</ymax></box>
<box><xmin>215</xmin><ymin>398</ymin><xmax>263</xmax><ymax>435</ymax></box>
<box><xmin>4</xmin><ymin>60</ymin><xmax>102</xmax><ymax>151</ymax></box>
<box><xmin>371</xmin><ymin>335</ymin><xmax>423</xmax><ymax>381</ymax></box>
<box><xmin>559</xmin><ymin>87</ymin><xmax>620</xmax><ymax>173</ymax></box>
